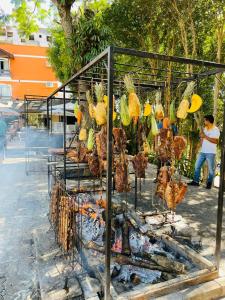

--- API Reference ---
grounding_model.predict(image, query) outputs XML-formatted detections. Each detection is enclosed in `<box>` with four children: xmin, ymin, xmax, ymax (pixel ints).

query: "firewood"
<box><xmin>114</xmin><ymin>255</ymin><xmax>177</xmax><ymax>273</ymax></box>
<box><xmin>122</xmin><ymin>220</ymin><xmax>131</xmax><ymax>255</ymax></box>
<box><xmin>84</xmin><ymin>241</ymin><xmax>184</xmax><ymax>274</ymax></box>
<box><xmin>135</xmin><ymin>252</ymin><xmax>186</xmax><ymax>274</ymax></box>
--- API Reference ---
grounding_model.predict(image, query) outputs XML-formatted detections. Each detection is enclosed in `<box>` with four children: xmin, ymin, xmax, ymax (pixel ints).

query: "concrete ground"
<box><xmin>0</xmin><ymin>140</ymin><xmax>49</xmax><ymax>300</ymax></box>
<box><xmin>0</xmin><ymin>137</ymin><xmax>225</xmax><ymax>299</ymax></box>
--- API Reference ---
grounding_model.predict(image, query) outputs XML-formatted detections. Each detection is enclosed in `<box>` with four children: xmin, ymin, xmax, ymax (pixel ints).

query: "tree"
<box><xmin>48</xmin><ymin>6</ymin><xmax>111</xmax><ymax>81</ymax></box>
<box><xmin>50</xmin><ymin>0</ymin><xmax>75</xmax><ymax>39</ymax></box>
<box><xmin>11</xmin><ymin>0</ymin><xmax>49</xmax><ymax>38</ymax></box>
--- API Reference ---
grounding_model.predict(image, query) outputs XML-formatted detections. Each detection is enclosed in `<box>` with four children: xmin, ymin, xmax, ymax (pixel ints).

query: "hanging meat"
<box><xmin>174</xmin><ymin>182</ymin><xmax>188</xmax><ymax>205</ymax></box>
<box><xmin>67</xmin><ymin>144</ymin><xmax>89</xmax><ymax>163</ymax></box>
<box><xmin>164</xmin><ymin>181</ymin><xmax>187</xmax><ymax>209</ymax></box>
<box><xmin>132</xmin><ymin>152</ymin><xmax>148</xmax><ymax>178</ymax></box>
<box><xmin>115</xmin><ymin>154</ymin><xmax>130</xmax><ymax>192</ymax></box>
<box><xmin>156</xmin><ymin>129</ymin><xmax>173</xmax><ymax>162</ymax></box>
<box><xmin>88</xmin><ymin>149</ymin><xmax>100</xmax><ymax>177</ymax></box>
<box><xmin>157</xmin><ymin>166</ymin><xmax>171</xmax><ymax>187</ymax></box>
<box><xmin>50</xmin><ymin>183</ymin><xmax>60</xmax><ymax>225</ymax></box>
<box><xmin>113</xmin><ymin>128</ymin><xmax>127</xmax><ymax>153</ymax></box>
<box><xmin>172</xmin><ymin>136</ymin><xmax>187</xmax><ymax>160</ymax></box>
<box><xmin>155</xmin><ymin>166</ymin><xmax>173</xmax><ymax>199</ymax></box>
<box><xmin>96</xmin><ymin>125</ymin><xmax>107</xmax><ymax>160</ymax></box>
<box><xmin>155</xmin><ymin>182</ymin><xmax>166</xmax><ymax>199</ymax></box>
<box><xmin>137</xmin><ymin>123</ymin><xmax>145</xmax><ymax>149</ymax></box>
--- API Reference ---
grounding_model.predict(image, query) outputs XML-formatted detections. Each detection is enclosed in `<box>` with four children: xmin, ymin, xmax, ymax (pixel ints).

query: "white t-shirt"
<box><xmin>201</xmin><ymin>126</ymin><xmax>220</xmax><ymax>154</ymax></box>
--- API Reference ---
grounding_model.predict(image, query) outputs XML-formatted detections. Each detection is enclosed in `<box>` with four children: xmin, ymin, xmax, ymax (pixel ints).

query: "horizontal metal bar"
<box><xmin>47</xmin><ymin>47</ymin><xmax>109</xmax><ymax>100</ymax></box>
<box><xmin>198</xmin><ymin>68</ymin><xmax>225</xmax><ymax>77</ymax></box>
<box><xmin>114</xmin><ymin>61</ymin><xmax>196</xmax><ymax>76</ymax></box>
<box><xmin>113</xmin><ymin>47</ymin><xmax>225</xmax><ymax>69</ymax></box>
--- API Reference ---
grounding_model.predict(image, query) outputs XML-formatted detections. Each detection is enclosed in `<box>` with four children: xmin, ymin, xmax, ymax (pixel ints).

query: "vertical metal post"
<box><xmin>50</xmin><ymin>97</ymin><xmax>53</xmax><ymax>134</ymax></box>
<box><xmin>63</xmin><ymin>88</ymin><xmax>67</xmax><ymax>186</ymax></box>
<box><xmin>134</xmin><ymin>120</ymin><xmax>139</xmax><ymax>210</ymax></box>
<box><xmin>105</xmin><ymin>46</ymin><xmax>114</xmax><ymax>300</ymax></box>
<box><xmin>47</xmin><ymin>98</ymin><xmax>50</xmax><ymax>130</ymax></box>
<box><xmin>215</xmin><ymin>98</ymin><xmax>225</xmax><ymax>269</ymax></box>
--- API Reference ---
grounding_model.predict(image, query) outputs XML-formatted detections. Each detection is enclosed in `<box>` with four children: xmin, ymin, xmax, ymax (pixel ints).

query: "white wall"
<box><xmin>0</xmin><ymin>26</ymin><xmax>51</xmax><ymax>47</ymax></box>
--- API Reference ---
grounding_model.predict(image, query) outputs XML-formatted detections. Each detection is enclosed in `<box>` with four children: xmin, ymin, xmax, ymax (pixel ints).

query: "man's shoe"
<box><xmin>187</xmin><ymin>181</ymin><xmax>200</xmax><ymax>186</ymax></box>
<box><xmin>206</xmin><ymin>182</ymin><xmax>212</xmax><ymax>189</ymax></box>
<box><xmin>153</xmin><ymin>178</ymin><xmax>157</xmax><ymax>183</ymax></box>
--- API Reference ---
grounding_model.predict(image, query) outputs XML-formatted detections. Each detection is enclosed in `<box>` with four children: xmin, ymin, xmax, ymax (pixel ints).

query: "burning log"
<box><xmin>126</xmin><ymin>210</ymin><xmax>147</xmax><ymax>233</ymax></box>
<box><xmin>85</xmin><ymin>242</ymin><xmax>185</xmax><ymax>274</ymax></box>
<box><xmin>122</xmin><ymin>221</ymin><xmax>131</xmax><ymax>255</ymax></box>
<box><xmin>135</xmin><ymin>252</ymin><xmax>186</xmax><ymax>274</ymax></box>
<box><xmin>114</xmin><ymin>255</ymin><xmax>184</xmax><ymax>274</ymax></box>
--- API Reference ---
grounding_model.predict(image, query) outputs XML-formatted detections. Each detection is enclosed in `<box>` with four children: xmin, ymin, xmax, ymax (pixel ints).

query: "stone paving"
<box><xmin>0</xmin><ymin>138</ymin><xmax>225</xmax><ymax>299</ymax></box>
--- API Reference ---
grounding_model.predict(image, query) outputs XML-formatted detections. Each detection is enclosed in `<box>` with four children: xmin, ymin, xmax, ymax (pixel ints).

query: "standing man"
<box><xmin>188</xmin><ymin>115</ymin><xmax>220</xmax><ymax>189</ymax></box>
<box><xmin>0</xmin><ymin>113</ymin><xmax>7</xmax><ymax>161</ymax></box>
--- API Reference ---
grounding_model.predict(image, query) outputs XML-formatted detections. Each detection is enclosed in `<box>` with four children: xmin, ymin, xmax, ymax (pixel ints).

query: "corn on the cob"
<box><xmin>120</xmin><ymin>94</ymin><xmax>131</xmax><ymax>126</ymax></box>
<box><xmin>143</xmin><ymin>102</ymin><xmax>152</xmax><ymax>116</ymax></box>
<box><xmin>79</xmin><ymin>128</ymin><xmax>87</xmax><ymax>141</ymax></box>
<box><xmin>87</xmin><ymin>128</ymin><xmax>95</xmax><ymax>150</ymax></box>
<box><xmin>124</xmin><ymin>75</ymin><xmax>141</xmax><ymax>118</ymax></box>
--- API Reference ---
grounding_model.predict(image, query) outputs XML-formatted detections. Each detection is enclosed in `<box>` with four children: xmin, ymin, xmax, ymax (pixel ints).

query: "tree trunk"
<box><xmin>171</xmin><ymin>0</ymin><xmax>190</xmax><ymax>73</ymax></box>
<box><xmin>51</xmin><ymin>0</ymin><xmax>75</xmax><ymax>40</ymax></box>
<box><xmin>213</xmin><ymin>22</ymin><xmax>224</xmax><ymax>122</ymax></box>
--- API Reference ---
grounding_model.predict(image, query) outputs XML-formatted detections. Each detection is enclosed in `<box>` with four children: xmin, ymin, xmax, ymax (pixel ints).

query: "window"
<box><xmin>46</xmin><ymin>82</ymin><xmax>54</xmax><ymax>87</ymax></box>
<box><xmin>39</xmin><ymin>34</ymin><xmax>42</xmax><ymax>38</ymax></box>
<box><xmin>0</xmin><ymin>59</ymin><xmax>9</xmax><ymax>72</ymax></box>
<box><xmin>0</xmin><ymin>84</ymin><xmax>11</xmax><ymax>97</ymax></box>
<box><xmin>21</xmin><ymin>38</ymin><xmax>26</xmax><ymax>43</ymax></box>
<box><xmin>29</xmin><ymin>35</ymin><xmax>35</xmax><ymax>41</ymax></box>
<box><xmin>7</xmin><ymin>32</ymin><xmax>13</xmax><ymax>37</ymax></box>
<box><xmin>46</xmin><ymin>36</ymin><xmax>52</xmax><ymax>42</ymax></box>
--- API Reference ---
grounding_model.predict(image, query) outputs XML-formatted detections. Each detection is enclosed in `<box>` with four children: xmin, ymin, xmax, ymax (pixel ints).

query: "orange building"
<box><xmin>0</xmin><ymin>31</ymin><xmax>58</xmax><ymax>101</ymax></box>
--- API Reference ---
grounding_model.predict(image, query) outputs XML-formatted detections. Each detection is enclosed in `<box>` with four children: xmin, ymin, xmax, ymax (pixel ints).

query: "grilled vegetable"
<box><xmin>143</xmin><ymin>140</ymin><xmax>151</xmax><ymax>155</ymax></box>
<box><xmin>77</xmin><ymin>110</ymin><xmax>82</xmax><ymax>125</ymax></box>
<box><xmin>74</xmin><ymin>102</ymin><xmax>79</xmax><ymax>118</ymax></box>
<box><xmin>79</xmin><ymin>128</ymin><xmax>87</xmax><ymax>141</ymax></box>
<box><xmin>177</xmin><ymin>99</ymin><xmax>189</xmax><ymax>119</ymax></box>
<box><xmin>163</xmin><ymin>117</ymin><xmax>170</xmax><ymax>129</ymax></box>
<box><xmin>95</xmin><ymin>83</ymin><xmax>107</xmax><ymax>125</ymax></box>
<box><xmin>151</xmin><ymin>114</ymin><xmax>159</xmax><ymax>136</ymax></box>
<box><xmin>94</xmin><ymin>103</ymin><xmax>107</xmax><ymax>125</ymax></box>
<box><xmin>177</xmin><ymin>81</ymin><xmax>195</xmax><ymax>119</ymax></box>
<box><xmin>143</xmin><ymin>102</ymin><xmax>152</xmax><ymax>116</ymax></box>
<box><xmin>169</xmin><ymin>100</ymin><xmax>176</xmax><ymax>124</ymax></box>
<box><xmin>187</xmin><ymin>94</ymin><xmax>203</xmax><ymax>113</ymax></box>
<box><xmin>86</xmin><ymin>90</ymin><xmax>95</xmax><ymax>119</ymax></box>
<box><xmin>87</xmin><ymin>128</ymin><xmax>95</xmax><ymax>151</ymax></box>
<box><xmin>155</xmin><ymin>91</ymin><xmax>164</xmax><ymax>120</ymax></box>
<box><xmin>124</xmin><ymin>75</ymin><xmax>141</xmax><ymax>118</ymax></box>
<box><xmin>103</xmin><ymin>95</ymin><xmax>108</xmax><ymax>108</ymax></box>
<box><xmin>120</xmin><ymin>94</ymin><xmax>131</xmax><ymax>126</ymax></box>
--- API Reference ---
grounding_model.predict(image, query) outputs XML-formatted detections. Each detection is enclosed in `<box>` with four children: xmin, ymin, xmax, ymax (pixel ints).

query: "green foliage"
<box><xmin>10</xmin><ymin>0</ymin><xmax>49</xmax><ymax>37</ymax></box>
<box><xmin>48</xmin><ymin>5</ymin><xmax>111</xmax><ymax>81</ymax></box>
